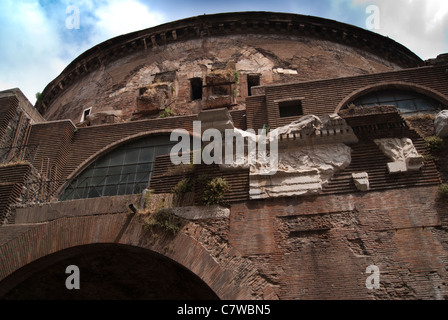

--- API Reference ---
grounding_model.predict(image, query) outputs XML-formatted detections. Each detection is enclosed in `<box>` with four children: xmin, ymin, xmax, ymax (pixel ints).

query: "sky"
<box><xmin>0</xmin><ymin>0</ymin><xmax>447</xmax><ymax>104</ymax></box>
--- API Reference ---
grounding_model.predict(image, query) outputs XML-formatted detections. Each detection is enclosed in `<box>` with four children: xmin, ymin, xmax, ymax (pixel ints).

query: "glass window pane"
<box><xmin>104</xmin><ymin>185</ymin><xmax>117</xmax><ymax>197</ymax></box>
<box><xmin>60</xmin><ymin>187</ymin><xmax>74</xmax><ymax>201</ymax></box>
<box><xmin>134</xmin><ymin>183</ymin><xmax>146</xmax><ymax>194</ymax></box>
<box><xmin>106</xmin><ymin>166</ymin><xmax>122</xmax><ymax>184</ymax></box>
<box><xmin>75</xmin><ymin>176</ymin><xmax>90</xmax><ymax>188</ymax></box>
<box><xmin>135</xmin><ymin>172</ymin><xmax>149</xmax><ymax>184</ymax></box>
<box><xmin>126</xmin><ymin>183</ymin><xmax>135</xmax><ymax>194</ymax></box>
<box><xmin>414</xmin><ymin>98</ymin><xmax>433</xmax><ymax>111</ymax></box>
<box><xmin>139</xmin><ymin>147</ymin><xmax>154</xmax><ymax>162</ymax></box>
<box><xmin>109</xmin><ymin>152</ymin><xmax>124</xmax><ymax>166</ymax></box>
<box><xmin>90</xmin><ymin>176</ymin><xmax>106</xmax><ymax>186</ymax></box>
<box><xmin>81</xmin><ymin>169</ymin><xmax>94</xmax><ymax>178</ymax></box>
<box><xmin>95</xmin><ymin>155</ymin><xmax>110</xmax><ymax>168</ymax></box>
<box><xmin>73</xmin><ymin>187</ymin><xmax>88</xmax><ymax>199</ymax></box>
<box><xmin>124</xmin><ymin>148</ymin><xmax>140</xmax><ymax>164</ymax></box>
<box><xmin>155</xmin><ymin>145</ymin><xmax>170</xmax><ymax>157</ymax></box>
<box><xmin>117</xmin><ymin>184</ymin><xmax>128</xmax><ymax>195</ymax></box>
<box><xmin>91</xmin><ymin>167</ymin><xmax>108</xmax><ymax>177</ymax></box>
<box><xmin>121</xmin><ymin>166</ymin><xmax>135</xmax><ymax>182</ymax></box>
<box><xmin>77</xmin><ymin>187</ymin><xmax>89</xmax><ymax>199</ymax></box>
<box><xmin>137</xmin><ymin>163</ymin><xmax>151</xmax><ymax>173</ymax></box>
<box><xmin>88</xmin><ymin>186</ymin><xmax>102</xmax><ymax>198</ymax></box>
<box><xmin>393</xmin><ymin>91</ymin><xmax>413</xmax><ymax>100</ymax></box>
<box><xmin>397</xmin><ymin>100</ymin><xmax>416</xmax><ymax>112</ymax></box>
<box><xmin>360</xmin><ymin>94</ymin><xmax>378</xmax><ymax>105</ymax></box>
<box><xmin>377</xmin><ymin>91</ymin><xmax>395</xmax><ymax>103</ymax></box>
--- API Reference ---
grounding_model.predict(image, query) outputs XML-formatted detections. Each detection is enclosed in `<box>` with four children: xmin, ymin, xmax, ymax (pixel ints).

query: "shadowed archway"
<box><xmin>0</xmin><ymin>243</ymin><xmax>219</xmax><ymax>300</ymax></box>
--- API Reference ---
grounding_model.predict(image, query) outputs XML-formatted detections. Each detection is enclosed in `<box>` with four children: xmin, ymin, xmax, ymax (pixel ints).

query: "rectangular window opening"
<box><xmin>81</xmin><ymin>108</ymin><xmax>91</xmax><ymax>122</ymax></box>
<box><xmin>247</xmin><ymin>74</ymin><xmax>260</xmax><ymax>96</ymax></box>
<box><xmin>190</xmin><ymin>78</ymin><xmax>203</xmax><ymax>101</ymax></box>
<box><xmin>278</xmin><ymin>100</ymin><xmax>303</xmax><ymax>118</ymax></box>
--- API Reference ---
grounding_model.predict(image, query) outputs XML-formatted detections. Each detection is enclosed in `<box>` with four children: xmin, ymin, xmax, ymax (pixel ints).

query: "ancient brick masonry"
<box><xmin>230</xmin><ymin>186</ymin><xmax>447</xmax><ymax>299</ymax></box>
<box><xmin>0</xmin><ymin>12</ymin><xmax>448</xmax><ymax>300</ymax></box>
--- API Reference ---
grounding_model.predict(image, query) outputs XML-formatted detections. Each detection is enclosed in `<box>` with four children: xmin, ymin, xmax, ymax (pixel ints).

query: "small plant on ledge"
<box><xmin>438</xmin><ymin>184</ymin><xmax>448</xmax><ymax>200</ymax></box>
<box><xmin>143</xmin><ymin>198</ymin><xmax>182</xmax><ymax>236</ymax></box>
<box><xmin>425</xmin><ymin>136</ymin><xmax>444</xmax><ymax>153</ymax></box>
<box><xmin>172</xmin><ymin>177</ymin><xmax>194</xmax><ymax>206</ymax></box>
<box><xmin>159</xmin><ymin>108</ymin><xmax>174</xmax><ymax>118</ymax></box>
<box><xmin>199</xmin><ymin>175</ymin><xmax>231</xmax><ymax>206</ymax></box>
<box><xmin>144</xmin><ymin>209</ymin><xmax>182</xmax><ymax>236</ymax></box>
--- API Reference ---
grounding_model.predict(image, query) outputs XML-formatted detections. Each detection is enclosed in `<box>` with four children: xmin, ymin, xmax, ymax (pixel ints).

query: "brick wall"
<box><xmin>20</xmin><ymin>110</ymin><xmax>247</xmax><ymax>201</ymax></box>
<box><xmin>230</xmin><ymin>186</ymin><xmax>448</xmax><ymax>299</ymax></box>
<box><xmin>248</xmin><ymin>65</ymin><xmax>448</xmax><ymax>130</ymax></box>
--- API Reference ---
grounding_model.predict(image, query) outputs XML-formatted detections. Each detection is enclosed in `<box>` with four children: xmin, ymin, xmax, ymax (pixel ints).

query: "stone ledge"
<box><xmin>163</xmin><ymin>205</ymin><xmax>230</xmax><ymax>220</ymax></box>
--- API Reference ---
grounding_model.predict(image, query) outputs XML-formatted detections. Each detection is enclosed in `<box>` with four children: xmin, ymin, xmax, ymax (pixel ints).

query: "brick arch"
<box><xmin>335</xmin><ymin>81</ymin><xmax>448</xmax><ymax>113</ymax></box>
<box><xmin>0</xmin><ymin>213</ymin><xmax>275</xmax><ymax>299</ymax></box>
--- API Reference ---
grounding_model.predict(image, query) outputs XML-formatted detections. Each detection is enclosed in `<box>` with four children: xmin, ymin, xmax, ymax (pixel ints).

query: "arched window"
<box><xmin>348</xmin><ymin>89</ymin><xmax>444</xmax><ymax>116</ymax></box>
<box><xmin>60</xmin><ymin>135</ymin><xmax>176</xmax><ymax>201</ymax></box>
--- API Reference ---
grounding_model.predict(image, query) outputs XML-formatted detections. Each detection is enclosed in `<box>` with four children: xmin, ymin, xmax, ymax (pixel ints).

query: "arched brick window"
<box><xmin>60</xmin><ymin>135</ymin><xmax>175</xmax><ymax>201</ymax></box>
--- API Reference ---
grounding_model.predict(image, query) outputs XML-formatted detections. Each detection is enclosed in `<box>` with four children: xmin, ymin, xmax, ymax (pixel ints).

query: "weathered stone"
<box><xmin>136</xmin><ymin>82</ymin><xmax>174</xmax><ymax>115</ymax></box>
<box><xmin>198</xmin><ymin>108</ymin><xmax>235</xmax><ymax>133</ymax></box>
<box><xmin>435</xmin><ymin>110</ymin><xmax>448</xmax><ymax>138</ymax></box>
<box><xmin>250</xmin><ymin>143</ymin><xmax>352</xmax><ymax>198</ymax></box>
<box><xmin>168</xmin><ymin>205</ymin><xmax>230</xmax><ymax>220</ymax></box>
<box><xmin>352</xmin><ymin>172</ymin><xmax>369</xmax><ymax>191</ymax></box>
<box><xmin>86</xmin><ymin>110</ymin><xmax>122</xmax><ymax>125</ymax></box>
<box><xmin>374</xmin><ymin>137</ymin><xmax>424</xmax><ymax>173</ymax></box>
<box><xmin>269</xmin><ymin>113</ymin><xmax>358</xmax><ymax>146</ymax></box>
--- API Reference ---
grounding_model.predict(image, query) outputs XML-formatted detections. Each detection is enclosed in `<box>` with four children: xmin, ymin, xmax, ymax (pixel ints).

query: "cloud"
<box><xmin>0</xmin><ymin>0</ymin><xmax>67</xmax><ymax>102</ymax></box>
<box><xmin>88</xmin><ymin>0</ymin><xmax>166</xmax><ymax>46</ymax></box>
<box><xmin>0</xmin><ymin>0</ymin><xmax>166</xmax><ymax>104</ymax></box>
<box><xmin>353</xmin><ymin>0</ymin><xmax>448</xmax><ymax>59</ymax></box>
<box><xmin>1</xmin><ymin>0</ymin><xmax>447</xmax><ymax>106</ymax></box>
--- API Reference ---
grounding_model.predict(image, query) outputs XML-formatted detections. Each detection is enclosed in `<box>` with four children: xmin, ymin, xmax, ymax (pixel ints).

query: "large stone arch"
<box><xmin>335</xmin><ymin>81</ymin><xmax>448</xmax><ymax>113</ymax></box>
<box><xmin>0</xmin><ymin>212</ymin><xmax>277</xmax><ymax>299</ymax></box>
<box><xmin>0</xmin><ymin>242</ymin><xmax>220</xmax><ymax>299</ymax></box>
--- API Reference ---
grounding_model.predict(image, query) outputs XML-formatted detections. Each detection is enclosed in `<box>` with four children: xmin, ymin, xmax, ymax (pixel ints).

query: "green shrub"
<box><xmin>159</xmin><ymin>108</ymin><xmax>174</xmax><ymax>118</ymax></box>
<box><xmin>425</xmin><ymin>136</ymin><xmax>444</xmax><ymax>153</ymax></box>
<box><xmin>144</xmin><ymin>208</ymin><xmax>182</xmax><ymax>236</ymax></box>
<box><xmin>438</xmin><ymin>184</ymin><xmax>448</xmax><ymax>199</ymax></box>
<box><xmin>201</xmin><ymin>176</ymin><xmax>230</xmax><ymax>206</ymax></box>
<box><xmin>172</xmin><ymin>177</ymin><xmax>192</xmax><ymax>195</ymax></box>
<box><xmin>234</xmin><ymin>70</ymin><xmax>240</xmax><ymax>84</ymax></box>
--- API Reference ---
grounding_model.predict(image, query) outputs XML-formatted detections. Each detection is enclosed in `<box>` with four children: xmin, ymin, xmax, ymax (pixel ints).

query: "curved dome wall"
<box><xmin>35</xmin><ymin>12</ymin><xmax>423</xmax><ymax>124</ymax></box>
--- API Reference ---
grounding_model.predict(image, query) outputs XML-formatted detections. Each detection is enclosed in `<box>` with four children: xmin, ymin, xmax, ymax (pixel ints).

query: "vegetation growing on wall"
<box><xmin>199</xmin><ymin>175</ymin><xmax>230</xmax><ymax>206</ymax></box>
<box><xmin>438</xmin><ymin>184</ymin><xmax>448</xmax><ymax>200</ymax></box>
<box><xmin>159</xmin><ymin>108</ymin><xmax>174</xmax><ymax>118</ymax></box>
<box><xmin>144</xmin><ymin>207</ymin><xmax>182</xmax><ymax>236</ymax></box>
<box><xmin>425</xmin><ymin>136</ymin><xmax>444</xmax><ymax>162</ymax></box>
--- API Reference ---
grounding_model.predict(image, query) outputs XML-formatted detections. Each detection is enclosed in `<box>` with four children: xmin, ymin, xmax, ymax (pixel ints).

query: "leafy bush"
<box><xmin>234</xmin><ymin>70</ymin><xmax>240</xmax><ymax>84</ymax></box>
<box><xmin>172</xmin><ymin>177</ymin><xmax>192</xmax><ymax>195</ymax></box>
<box><xmin>425</xmin><ymin>136</ymin><xmax>444</xmax><ymax>153</ymax></box>
<box><xmin>159</xmin><ymin>108</ymin><xmax>174</xmax><ymax>118</ymax></box>
<box><xmin>144</xmin><ymin>208</ymin><xmax>182</xmax><ymax>236</ymax></box>
<box><xmin>172</xmin><ymin>177</ymin><xmax>194</xmax><ymax>206</ymax></box>
<box><xmin>438</xmin><ymin>184</ymin><xmax>448</xmax><ymax>199</ymax></box>
<box><xmin>201</xmin><ymin>176</ymin><xmax>230</xmax><ymax>206</ymax></box>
